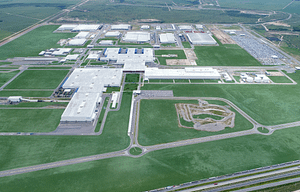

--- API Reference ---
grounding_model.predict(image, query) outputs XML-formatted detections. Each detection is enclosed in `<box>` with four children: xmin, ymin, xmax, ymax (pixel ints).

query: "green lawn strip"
<box><xmin>138</xmin><ymin>99</ymin><xmax>253</xmax><ymax>146</ymax></box>
<box><xmin>174</xmin><ymin>79</ymin><xmax>190</xmax><ymax>83</ymax></box>
<box><xmin>190</xmin><ymin>79</ymin><xmax>205</xmax><ymax>83</ymax></box>
<box><xmin>27</xmin><ymin>67</ymin><xmax>71</xmax><ymax>70</ymax></box>
<box><xmin>0</xmin><ymin>25</ymin><xmax>77</xmax><ymax>60</ymax></box>
<box><xmin>182</xmin><ymin>42</ymin><xmax>192</xmax><ymax>48</ymax></box>
<box><xmin>0</xmin><ymin>70</ymin><xmax>20</xmax><ymax>86</ymax></box>
<box><xmin>3</xmin><ymin>127</ymin><xmax>300</xmax><ymax>191</ymax></box>
<box><xmin>141</xmin><ymin>71</ymin><xmax>300</xmax><ymax>126</ymax></box>
<box><xmin>0</xmin><ymin>109</ymin><xmax>63</xmax><ymax>132</ymax></box>
<box><xmin>89</xmin><ymin>62</ymin><xmax>107</xmax><ymax>65</ymax></box>
<box><xmin>125</xmin><ymin>74</ymin><xmax>140</xmax><ymax>83</ymax></box>
<box><xmin>161</xmin><ymin>43</ymin><xmax>176</xmax><ymax>47</ymax></box>
<box><xmin>105</xmin><ymin>87</ymin><xmax>120</xmax><ymax>93</ymax></box>
<box><xmin>0</xmin><ymin>62</ymin><xmax>12</xmax><ymax>66</ymax></box>
<box><xmin>255</xmin><ymin>178</ymin><xmax>300</xmax><ymax>191</ymax></box>
<box><xmin>193</xmin><ymin>114</ymin><xmax>223</xmax><ymax>120</ymax></box>
<box><xmin>149</xmin><ymin>79</ymin><xmax>174</xmax><ymax>83</ymax></box>
<box><xmin>177</xmin><ymin>165</ymin><xmax>300</xmax><ymax>191</ymax></box>
<box><xmin>124</xmin><ymin>84</ymin><xmax>138</xmax><ymax>91</ymax></box>
<box><xmin>155</xmin><ymin>50</ymin><xmax>187</xmax><ymax>65</ymax></box>
<box><xmin>233</xmin><ymin>76</ymin><xmax>240</xmax><ymax>82</ymax></box>
<box><xmin>0</xmin><ymin>102</ymin><xmax>67</xmax><ymax>108</ymax></box>
<box><xmin>226</xmin><ymin>174</ymin><xmax>300</xmax><ymax>192</ymax></box>
<box><xmin>94</xmin><ymin>97</ymin><xmax>110</xmax><ymax>132</ymax></box>
<box><xmin>204</xmin><ymin>79</ymin><xmax>219</xmax><ymax>83</ymax></box>
<box><xmin>194</xmin><ymin>37</ymin><xmax>261</xmax><ymax>66</ymax></box>
<box><xmin>4</xmin><ymin>70</ymin><xmax>68</xmax><ymax>89</ymax></box>
<box><xmin>0</xmin><ymin>91</ymin><xmax>53</xmax><ymax>97</ymax></box>
<box><xmin>269</xmin><ymin>76</ymin><xmax>292</xmax><ymax>83</ymax></box>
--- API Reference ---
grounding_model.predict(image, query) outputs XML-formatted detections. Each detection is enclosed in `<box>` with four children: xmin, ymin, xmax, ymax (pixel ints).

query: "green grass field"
<box><xmin>138</xmin><ymin>99</ymin><xmax>253</xmax><ymax>146</ymax></box>
<box><xmin>0</xmin><ymin>109</ymin><xmax>63</xmax><ymax>132</ymax></box>
<box><xmin>0</xmin><ymin>90</ymin><xmax>53</xmax><ymax>97</ymax></box>
<box><xmin>5</xmin><ymin>70</ymin><xmax>68</xmax><ymax>89</ymax></box>
<box><xmin>27</xmin><ymin>67</ymin><xmax>71</xmax><ymax>70</ymax></box>
<box><xmin>0</xmin><ymin>92</ymin><xmax>131</xmax><ymax>172</ymax></box>
<box><xmin>125</xmin><ymin>74</ymin><xmax>140</xmax><ymax>83</ymax></box>
<box><xmin>155</xmin><ymin>50</ymin><xmax>187</xmax><ymax>65</ymax></box>
<box><xmin>0</xmin><ymin>25</ymin><xmax>77</xmax><ymax>60</ymax></box>
<box><xmin>0</xmin><ymin>102</ymin><xmax>67</xmax><ymax>108</ymax></box>
<box><xmin>2</xmin><ymin>126</ymin><xmax>300</xmax><ymax>191</ymax></box>
<box><xmin>182</xmin><ymin>42</ymin><xmax>192</xmax><ymax>48</ymax></box>
<box><xmin>194</xmin><ymin>38</ymin><xmax>262</xmax><ymax>66</ymax></box>
<box><xmin>142</xmin><ymin>71</ymin><xmax>300</xmax><ymax>126</ymax></box>
<box><xmin>0</xmin><ymin>70</ymin><xmax>19</xmax><ymax>86</ymax></box>
<box><xmin>269</xmin><ymin>76</ymin><xmax>292</xmax><ymax>83</ymax></box>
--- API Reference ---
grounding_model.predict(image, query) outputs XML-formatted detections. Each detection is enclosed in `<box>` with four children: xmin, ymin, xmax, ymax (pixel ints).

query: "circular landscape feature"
<box><xmin>129</xmin><ymin>147</ymin><xmax>143</xmax><ymax>155</ymax></box>
<box><xmin>257</xmin><ymin>127</ymin><xmax>270</xmax><ymax>134</ymax></box>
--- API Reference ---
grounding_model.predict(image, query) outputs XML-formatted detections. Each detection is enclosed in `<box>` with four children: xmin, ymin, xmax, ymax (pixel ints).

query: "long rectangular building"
<box><xmin>144</xmin><ymin>67</ymin><xmax>221</xmax><ymax>80</ymax></box>
<box><xmin>187</xmin><ymin>33</ymin><xmax>217</xmax><ymax>45</ymax></box>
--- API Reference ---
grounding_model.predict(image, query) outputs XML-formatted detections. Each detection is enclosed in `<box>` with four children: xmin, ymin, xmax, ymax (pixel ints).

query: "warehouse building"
<box><xmin>75</xmin><ymin>32</ymin><xmax>90</xmax><ymax>39</ymax></box>
<box><xmin>68</xmin><ymin>39</ymin><xmax>87</xmax><ymax>46</ymax></box>
<box><xmin>178</xmin><ymin>25</ymin><xmax>193</xmax><ymax>30</ymax></box>
<box><xmin>61</xmin><ymin>68</ymin><xmax>123</xmax><ymax>123</ymax></box>
<box><xmin>105</xmin><ymin>31</ymin><xmax>121</xmax><ymax>37</ymax></box>
<box><xmin>141</xmin><ymin>25</ymin><xmax>150</xmax><ymax>29</ymax></box>
<box><xmin>144</xmin><ymin>67</ymin><xmax>221</xmax><ymax>80</ymax></box>
<box><xmin>159</xmin><ymin>33</ymin><xmax>176</xmax><ymax>44</ymax></box>
<box><xmin>122</xmin><ymin>31</ymin><xmax>150</xmax><ymax>43</ymax></box>
<box><xmin>111</xmin><ymin>24</ymin><xmax>131</xmax><ymax>30</ymax></box>
<box><xmin>186</xmin><ymin>33</ymin><xmax>217</xmax><ymax>45</ymax></box>
<box><xmin>56</xmin><ymin>24</ymin><xmax>102</xmax><ymax>32</ymax></box>
<box><xmin>99</xmin><ymin>40</ymin><xmax>114</xmax><ymax>45</ymax></box>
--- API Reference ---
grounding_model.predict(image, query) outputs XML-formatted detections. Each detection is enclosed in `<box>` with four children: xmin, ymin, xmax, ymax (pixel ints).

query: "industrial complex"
<box><xmin>1</xmin><ymin>18</ymin><xmax>300</xmax><ymax>192</ymax></box>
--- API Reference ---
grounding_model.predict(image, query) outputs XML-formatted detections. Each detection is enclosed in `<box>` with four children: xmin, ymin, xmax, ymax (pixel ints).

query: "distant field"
<box><xmin>4</xmin><ymin>70</ymin><xmax>68</xmax><ymax>89</ymax></box>
<box><xmin>194</xmin><ymin>38</ymin><xmax>261</xmax><ymax>66</ymax></box>
<box><xmin>155</xmin><ymin>50</ymin><xmax>187</xmax><ymax>65</ymax></box>
<box><xmin>218</xmin><ymin>0</ymin><xmax>291</xmax><ymax>10</ymax></box>
<box><xmin>0</xmin><ymin>109</ymin><xmax>63</xmax><ymax>132</ymax></box>
<box><xmin>138</xmin><ymin>99</ymin><xmax>253</xmax><ymax>146</ymax></box>
<box><xmin>0</xmin><ymin>0</ymin><xmax>82</xmax><ymax>40</ymax></box>
<box><xmin>0</xmin><ymin>25</ymin><xmax>77</xmax><ymax>60</ymax></box>
<box><xmin>0</xmin><ymin>70</ymin><xmax>19</xmax><ymax>86</ymax></box>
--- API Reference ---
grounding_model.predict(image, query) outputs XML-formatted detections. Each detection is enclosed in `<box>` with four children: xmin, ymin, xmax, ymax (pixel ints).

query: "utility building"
<box><xmin>105</xmin><ymin>31</ymin><xmax>121</xmax><ymax>37</ymax></box>
<box><xmin>159</xmin><ymin>33</ymin><xmax>176</xmax><ymax>44</ymax></box>
<box><xmin>111</xmin><ymin>24</ymin><xmax>131</xmax><ymax>30</ymax></box>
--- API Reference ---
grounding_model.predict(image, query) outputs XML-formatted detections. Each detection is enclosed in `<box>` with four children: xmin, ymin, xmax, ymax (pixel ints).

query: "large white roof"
<box><xmin>122</xmin><ymin>31</ymin><xmax>150</xmax><ymax>42</ymax></box>
<box><xmin>187</xmin><ymin>33</ymin><xmax>217</xmax><ymax>45</ymax></box>
<box><xmin>111</xmin><ymin>24</ymin><xmax>131</xmax><ymax>30</ymax></box>
<box><xmin>159</xmin><ymin>33</ymin><xmax>176</xmax><ymax>44</ymax></box>
<box><xmin>75</xmin><ymin>32</ymin><xmax>90</xmax><ymax>39</ymax></box>
<box><xmin>72</xmin><ymin>24</ymin><xmax>101</xmax><ymax>31</ymax></box>
<box><xmin>145</xmin><ymin>67</ymin><xmax>221</xmax><ymax>80</ymax></box>
<box><xmin>178</xmin><ymin>25</ymin><xmax>193</xmax><ymax>30</ymax></box>
<box><xmin>105</xmin><ymin>31</ymin><xmax>121</xmax><ymax>37</ymax></box>
<box><xmin>68</xmin><ymin>39</ymin><xmax>87</xmax><ymax>46</ymax></box>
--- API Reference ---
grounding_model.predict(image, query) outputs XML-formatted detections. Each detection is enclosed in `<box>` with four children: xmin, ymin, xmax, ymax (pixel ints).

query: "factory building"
<box><xmin>56</xmin><ymin>24</ymin><xmax>102</xmax><ymax>32</ymax></box>
<box><xmin>39</xmin><ymin>48</ymin><xmax>72</xmax><ymax>56</ymax></box>
<box><xmin>144</xmin><ymin>67</ymin><xmax>221</xmax><ymax>80</ymax></box>
<box><xmin>186</xmin><ymin>33</ymin><xmax>217</xmax><ymax>45</ymax></box>
<box><xmin>75</xmin><ymin>32</ymin><xmax>90</xmax><ymax>39</ymax></box>
<box><xmin>68</xmin><ymin>39</ymin><xmax>87</xmax><ymax>46</ymax></box>
<box><xmin>105</xmin><ymin>31</ymin><xmax>121</xmax><ymax>37</ymax></box>
<box><xmin>99</xmin><ymin>40</ymin><xmax>114</xmax><ymax>45</ymax></box>
<box><xmin>61</xmin><ymin>68</ymin><xmax>123</xmax><ymax>123</ymax></box>
<box><xmin>111</xmin><ymin>24</ymin><xmax>131</xmax><ymax>30</ymax></box>
<box><xmin>122</xmin><ymin>32</ymin><xmax>150</xmax><ymax>43</ymax></box>
<box><xmin>178</xmin><ymin>25</ymin><xmax>193</xmax><ymax>30</ymax></box>
<box><xmin>159</xmin><ymin>33</ymin><xmax>176</xmax><ymax>44</ymax></box>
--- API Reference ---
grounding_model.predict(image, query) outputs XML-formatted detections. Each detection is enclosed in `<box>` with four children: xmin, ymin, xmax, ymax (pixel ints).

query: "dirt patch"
<box><xmin>267</xmin><ymin>22</ymin><xmax>291</xmax><ymax>27</ymax></box>
<box><xmin>166</xmin><ymin>59</ymin><xmax>196</xmax><ymax>65</ymax></box>
<box><xmin>209</xmin><ymin>26</ymin><xmax>236</xmax><ymax>44</ymax></box>
<box><xmin>175</xmin><ymin>99</ymin><xmax>235</xmax><ymax>132</ymax></box>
